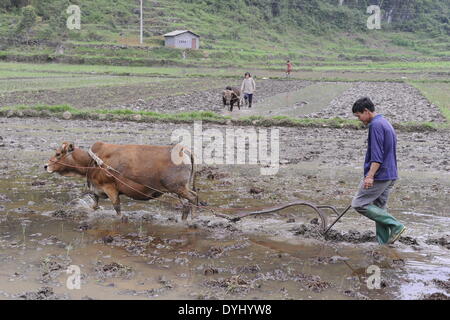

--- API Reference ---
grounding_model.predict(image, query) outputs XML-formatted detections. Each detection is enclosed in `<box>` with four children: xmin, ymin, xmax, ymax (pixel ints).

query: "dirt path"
<box><xmin>305</xmin><ymin>82</ymin><xmax>445</xmax><ymax>123</ymax></box>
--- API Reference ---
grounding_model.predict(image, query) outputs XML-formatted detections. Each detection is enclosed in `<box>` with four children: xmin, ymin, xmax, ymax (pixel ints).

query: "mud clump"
<box><xmin>342</xmin><ymin>289</ymin><xmax>369</xmax><ymax>300</ymax></box>
<box><xmin>290</xmin><ymin>224</ymin><xmax>376</xmax><ymax>243</ymax></box>
<box><xmin>98</xmin><ymin>234</ymin><xmax>154</xmax><ymax>256</ymax></box>
<box><xmin>421</xmin><ymin>292</ymin><xmax>449</xmax><ymax>300</ymax></box>
<box><xmin>310</xmin><ymin>256</ymin><xmax>349</xmax><ymax>265</ymax></box>
<box><xmin>255</xmin><ymin>269</ymin><xmax>331</xmax><ymax>293</ymax></box>
<box><xmin>333</xmin><ymin>229</ymin><xmax>376</xmax><ymax>243</ymax></box>
<box><xmin>204</xmin><ymin>241</ymin><xmax>251</xmax><ymax>259</ymax></box>
<box><xmin>15</xmin><ymin>287</ymin><xmax>68</xmax><ymax>300</ymax></box>
<box><xmin>249</xmin><ymin>187</ymin><xmax>264</xmax><ymax>195</ymax></box>
<box><xmin>94</xmin><ymin>261</ymin><xmax>134</xmax><ymax>280</ymax></box>
<box><xmin>398</xmin><ymin>236</ymin><xmax>419</xmax><ymax>246</ymax></box>
<box><xmin>119</xmin><ymin>277</ymin><xmax>173</xmax><ymax>298</ymax></box>
<box><xmin>198</xmin><ymin>167</ymin><xmax>228</xmax><ymax>181</ymax></box>
<box><xmin>204</xmin><ymin>275</ymin><xmax>255</xmax><ymax>295</ymax></box>
<box><xmin>50</xmin><ymin>208</ymin><xmax>87</xmax><ymax>219</ymax></box>
<box><xmin>206</xmin><ymin>246</ymin><xmax>224</xmax><ymax>258</ymax></box>
<box><xmin>31</xmin><ymin>180</ymin><xmax>46</xmax><ymax>186</ymax></box>
<box><xmin>288</xmin><ymin>272</ymin><xmax>332</xmax><ymax>293</ymax></box>
<box><xmin>304</xmin><ymin>276</ymin><xmax>331</xmax><ymax>293</ymax></box>
<box><xmin>433</xmin><ymin>279</ymin><xmax>450</xmax><ymax>292</ymax></box>
<box><xmin>235</xmin><ymin>264</ymin><xmax>261</xmax><ymax>274</ymax></box>
<box><xmin>39</xmin><ymin>255</ymin><xmax>71</xmax><ymax>284</ymax></box>
<box><xmin>290</xmin><ymin>224</ymin><xmax>322</xmax><ymax>239</ymax></box>
<box><xmin>426</xmin><ymin>235</ymin><xmax>450</xmax><ymax>249</ymax></box>
<box><xmin>204</xmin><ymin>267</ymin><xmax>219</xmax><ymax>276</ymax></box>
<box><xmin>50</xmin><ymin>209</ymin><xmax>70</xmax><ymax>218</ymax></box>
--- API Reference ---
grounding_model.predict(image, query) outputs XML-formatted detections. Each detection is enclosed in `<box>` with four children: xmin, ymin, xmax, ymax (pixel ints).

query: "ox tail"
<box><xmin>190</xmin><ymin>149</ymin><xmax>199</xmax><ymax>206</ymax></box>
<box><xmin>184</xmin><ymin>146</ymin><xmax>198</xmax><ymax>206</ymax></box>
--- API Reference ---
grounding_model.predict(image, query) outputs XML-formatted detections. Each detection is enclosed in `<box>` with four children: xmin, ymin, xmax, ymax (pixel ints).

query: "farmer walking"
<box><xmin>351</xmin><ymin>97</ymin><xmax>406</xmax><ymax>245</ymax></box>
<box><xmin>240</xmin><ymin>72</ymin><xmax>256</xmax><ymax>108</ymax></box>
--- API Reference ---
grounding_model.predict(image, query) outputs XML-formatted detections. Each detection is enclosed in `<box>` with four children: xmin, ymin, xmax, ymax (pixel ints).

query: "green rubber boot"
<box><xmin>365</xmin><ymin>205</ymin><xmax>406</xmax><ymax>245</ymax></box>
<box><xmin>375</xmin><ymin>222</ymin><xmax>390</xmax><ymax>245</ymax></box>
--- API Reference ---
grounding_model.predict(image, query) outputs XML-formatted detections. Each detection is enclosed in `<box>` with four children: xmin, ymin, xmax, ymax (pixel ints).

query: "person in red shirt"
<box><xmin>286</xmin><ymin>60</ymin><xmax>293</xmax><ymax>78</ymax></box>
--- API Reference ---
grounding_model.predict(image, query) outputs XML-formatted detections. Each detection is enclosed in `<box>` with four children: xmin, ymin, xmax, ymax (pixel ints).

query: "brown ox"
<box><xmin>45</xmin><ymin>142</ymin><xmax>198</xmax><ymax>222</ymax></box>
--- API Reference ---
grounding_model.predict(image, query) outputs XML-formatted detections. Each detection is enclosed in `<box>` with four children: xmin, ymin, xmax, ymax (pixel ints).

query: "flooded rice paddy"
<box><xmin>0</xmin><ymin>117</ymin><xmax>448</xmax><ymax>300</ymax></box>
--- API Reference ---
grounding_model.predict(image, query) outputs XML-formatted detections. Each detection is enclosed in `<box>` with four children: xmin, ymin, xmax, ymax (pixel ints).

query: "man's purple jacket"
<box><xmin>364</xmin><ymin>114</ymin><xmax>398</xmax><ymax>180</ymax></box>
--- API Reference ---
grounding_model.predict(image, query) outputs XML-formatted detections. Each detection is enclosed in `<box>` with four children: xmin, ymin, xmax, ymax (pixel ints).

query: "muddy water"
<box><xmin>0</xmin><ymin>164</ymin><xmax>448</xmax><ymax>300</ymax></box>
<box><xmin>1</xmin><ymin>118</ymin><xmax>449</xmax><ymax>300</ymax></box>
<box><xmin>0</xmin><ymin>190</ymin><xmax>402</xmax><ymax>300</ymax></box>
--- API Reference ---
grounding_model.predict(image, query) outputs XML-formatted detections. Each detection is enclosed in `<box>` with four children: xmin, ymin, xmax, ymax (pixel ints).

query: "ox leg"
<box><xmin>178</xmin><ymin>196</ymin><xmax>190</xmax><ymax>221</ymax></box>
<box><xmin>92</xmin><ymin>194</ymin><xmax>99</xmax><ymax>210</ymax></box>
<box><xmin>103</xmin><ymin>185</ymin><xmax>127</xmax><ymax>223</ymax></box>
<box><xmin>176</xmin><ymin>188</ymin><xmax>198</xmax><ymax>220</ymax></box>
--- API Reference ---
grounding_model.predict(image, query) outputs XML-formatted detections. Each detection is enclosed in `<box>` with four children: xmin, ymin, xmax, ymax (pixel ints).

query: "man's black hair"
<box><xmin>352</xmin><ymin>97</ymin><xmax>375</xmax><ymax>113</ymax></box>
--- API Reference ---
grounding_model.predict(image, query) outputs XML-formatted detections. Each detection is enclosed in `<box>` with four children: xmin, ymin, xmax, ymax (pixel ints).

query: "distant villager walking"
<box><xmin>240</xmin><ymin>72</ymin><xmax>256</xmax><ymax>108</ymax></box>
<box><xmin>286</xmin><ymin>60</ymin><xmax>293</xmax><ymax>78</ymax></box>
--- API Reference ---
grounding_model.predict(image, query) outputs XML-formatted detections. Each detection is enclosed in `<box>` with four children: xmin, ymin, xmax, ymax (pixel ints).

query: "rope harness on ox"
<box><xmin>49</xmin><ymin>148</ymin><xmax>350</xmax><ymax>234</ymax></box>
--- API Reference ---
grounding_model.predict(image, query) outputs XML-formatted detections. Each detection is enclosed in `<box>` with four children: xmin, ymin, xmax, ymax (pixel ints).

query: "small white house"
<box><xmin>163</xmin><ymin>30</ymin><xmax>200</xmax><ymax>50</ymax></box>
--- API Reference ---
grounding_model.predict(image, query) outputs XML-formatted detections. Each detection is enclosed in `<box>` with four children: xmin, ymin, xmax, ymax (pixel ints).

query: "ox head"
<box><xmin>44</xmin><ymin>142</ymin><xmax>76</xmax><ymax>175</ymax></box>
<box><xmin>222</xmin><ymin>89</ymin><xmax>237</xmax><ymax>104</ymax></box>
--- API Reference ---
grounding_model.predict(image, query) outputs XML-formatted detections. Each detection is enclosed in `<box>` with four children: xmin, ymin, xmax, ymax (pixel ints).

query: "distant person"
<box><xmin>286</xmin><ymin>60</ymin><xmax>293</xmax><ymax>78</ymax></box>
<box><xmin>351</xmin><ymin>97</ymin><xmax>406</xmax><ymax>245</ymax></box>
<box><xmin>240</xmin><ymin>72</ymin><xmax>256</xmax><ymax>108</ymax></box>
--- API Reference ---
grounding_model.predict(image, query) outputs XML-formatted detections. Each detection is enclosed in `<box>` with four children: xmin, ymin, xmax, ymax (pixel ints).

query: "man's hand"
<box><xmin>364</xmin><ymin>175</ymin><xmax>374</xmax><ymax>189</ymax></box>
<box><xmin>364</xmin><ymin>162</ymin><xmax>380</xmax><ymax>188</ymax></box>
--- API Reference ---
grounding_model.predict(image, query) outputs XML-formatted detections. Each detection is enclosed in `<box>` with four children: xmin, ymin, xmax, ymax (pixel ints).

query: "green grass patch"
<box><xmin>1</xmin><ymin>61</ymin><xmax>449</xmax><ymax>85</ymax></box>
<box><xmin>409</xmin><ymin>81</ymin><xmax>450</xmax><ymax>123</ymax></box>
<box><xmin>2</xmin><ymin>104</ymin><xmax>445</xmax><ymax>131</ymax></box>
<box><xmin>0</xmin><ymin>73</ymin><xmax>169</xmax><ymax>93</ymax></box>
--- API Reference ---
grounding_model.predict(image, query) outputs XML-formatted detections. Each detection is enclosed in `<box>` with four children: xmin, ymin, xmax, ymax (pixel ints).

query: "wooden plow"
<box><xmin>211</xmin><ymin>201</ymin><xmax>352</xmax><ymax>235</ymax></box>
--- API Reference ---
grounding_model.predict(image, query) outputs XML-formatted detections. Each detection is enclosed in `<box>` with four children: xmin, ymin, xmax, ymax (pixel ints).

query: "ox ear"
<box><xmin>61</xmin><ymin>142</ymin><xmax>75</xmax><ymax>153</ymax></box>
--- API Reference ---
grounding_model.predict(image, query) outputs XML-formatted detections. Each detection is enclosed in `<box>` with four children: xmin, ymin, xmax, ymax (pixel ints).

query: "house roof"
<box><xmin>163</xmin><ymin>30</ymin><xmax>200</xmax><ymax>38</ymax></box>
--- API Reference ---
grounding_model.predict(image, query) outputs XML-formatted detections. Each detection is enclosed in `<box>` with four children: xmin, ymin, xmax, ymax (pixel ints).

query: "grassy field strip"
<box><xmin>410</xmin><ymin>82</ymin><xmax>450</xmax><ymax>122</ymax></box>
<box><xmin>313</xmin><ymin>61</ymin><xmax>450</xmax><ymax>72</ymax></box>
<box><xmin>1</xmin><ymin>104</ymin><xmax>447</xmax><ymax>131</ymax></box>
<box><xmin>0</xmin><ymin>67</ymin><xmax>447</xmax><ymax>84</ymax></box>
<box><xmin>0</xmin><ymin>75</ymin><xmax>172</xmax><ymax>93</ymax></box>
<box><xmin>0</xmin><ymin>62</ymin><xmax>449</xmax><ymax>80</ymax></box>
<box><xmin>0</xmin><ymin>62</ymin><xmax>213</xmax><ymax>76</ymax></box>
<box><xmin>0</xmin><ymin>70</ymin><xmax>85</xmax><ymax>79</ymax></box>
